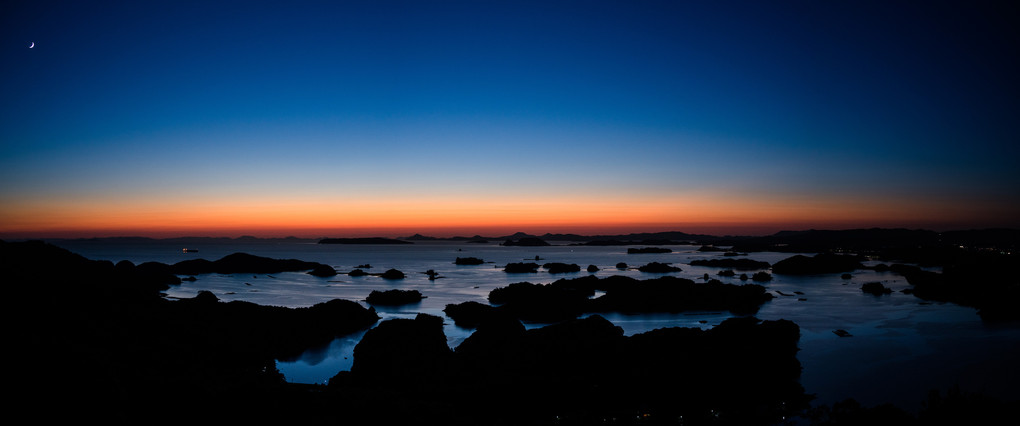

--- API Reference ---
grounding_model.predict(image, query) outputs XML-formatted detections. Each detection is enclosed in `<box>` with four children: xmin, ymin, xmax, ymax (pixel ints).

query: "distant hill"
<box><xmin>318</xmin><ymin>237</ymin><xmax>413</xmax><ymax>245</ymax></box>
<box><xmin>38</xmin><ymin>236</ymin><xmax>319</xmax><ymax>244</ymax></box>
<box><xmin>21</xmin><ymin>227</ymin><xmax>1019</xmax><ymax>253</ymax></box>
<box><xmin>399</xmin><ymin>230</ymin><xmax>728</xmax><ymax>244</ymax></box>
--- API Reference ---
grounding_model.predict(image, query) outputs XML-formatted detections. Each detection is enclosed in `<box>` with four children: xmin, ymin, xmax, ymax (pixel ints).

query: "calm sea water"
<box><xmin>51</xmin><ymin>239</ymin><xmax>1020</xmax><ymax>412</ymax></box>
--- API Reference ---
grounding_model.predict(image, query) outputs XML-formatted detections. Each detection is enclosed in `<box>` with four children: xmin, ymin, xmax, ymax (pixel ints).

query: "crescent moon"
<box><xmin>29</xmin><ymin>42</ymin><xmax>35</xmax><ymax>48</ymax></box>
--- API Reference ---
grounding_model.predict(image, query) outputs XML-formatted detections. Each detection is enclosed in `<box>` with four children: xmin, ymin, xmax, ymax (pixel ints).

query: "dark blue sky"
<box><xmin>2</xmin><ymin>1</ymin><xmax>1018</xmax><ymax>237</ymax></box>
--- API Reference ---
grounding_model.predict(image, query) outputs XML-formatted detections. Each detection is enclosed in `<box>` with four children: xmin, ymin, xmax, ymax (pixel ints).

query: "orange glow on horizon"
<box><xmin>2</xmin><ymin>191</ymin><xmax>1015</xmax><ymax>239</ymax></box>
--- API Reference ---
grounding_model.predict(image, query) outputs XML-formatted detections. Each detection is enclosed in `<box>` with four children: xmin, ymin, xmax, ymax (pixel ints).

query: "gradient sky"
<box><xmin>2</xmin><ymin>1</ymin><xmax>1019</xmax><ymax>238</ymax></box>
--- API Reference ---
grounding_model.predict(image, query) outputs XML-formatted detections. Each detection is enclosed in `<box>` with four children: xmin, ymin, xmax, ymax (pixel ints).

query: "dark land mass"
<box><xmin>170</xmin><ymin>252</ymin><xmax>332</xmax><ymax>275</ymax></box>
<box><xmin>637</xmin><ymin>261</ymin><xmax>683</xmax><ymax>273</ymax></box>
<box><xmin>453</xmin><ymin>256</ymin><xmax>485</xmax><ymax>265</ymax></box>
<box><xmin>400</xmin><ymin>230</ymin><xmax>719</xmax><ymax>244</ymax></box>
<box><xmin>723</xmin><ymin>228</ymin><xmax>1020</xmax><ymax>263</ymax></box>
<box><xmin>543</xmin><ymin>262</ymin><xmax>581</xmax><ymax>273</ymax></box>
<box><xmin>366</xmin><ymin>289</ymin><xmax>424</xmax><ymax>305</ymax></box>
<box><xmin>3</xmin><ymin>239</ymin><xmax>379</xmax><ymax>423</ymax></box>
<box><xmin>504</xmin><ymin>262</ymin><xmax>540</xmax><ymax>273</ymax></box>
<box><xmin>576</xmin><ymin>239</ymin><xmax>684</xmax><ymax>246</ymax></box>
<box><xmin>7</xmin><ymin>229</ymin><xmax>1019</xmax><ymax>424</ymax></box>
<box><xmin>879</xmin><ymin>252</ymin><xmax>1020</xmax><ymax>321</ymax></box>
<box><xmin>318</xmin><ymin>237</ymin><xmax>413</xmax><ymax>244</ymax></box>
<box><xmin>500</xmin><ymin>236</ymin><xmax>551</xmax><ymax>246</ymax></box>
<box><xmin>378</xmin><ymin>268</ymin><xmax>405</xmax><ymax>279</ymax></box>
<box><xmin>690</xmin><ymin>258</ymin><xmax>771</xmax><ymax>270</ymax></box>
<box><xmin>401</xmin><ymin>233</ymin><xmax>442</xmax><ymax>241</ymax></box>
<box><xmin>464</xmin><ymin>275</ymin><xmax>773</xmax><ymax>323</ymax></box>
<box><xmin>861</xmin><ymin>282</ymin><xmax>893</xmax><ymax>295</ymax></box>
<box><xmin>330</xmin><ymin>313</ymin><xmax>809</xmax><ymax>425</ymax></box>
<box><xmin>771</xmin><ymin>253</ymin><xmax>865</xmax><ymax>275</ymax></box>
<box><xmin>307</xmin><ymin>264</ymin><xmax>338</xmax><ymax>277</ymax></box>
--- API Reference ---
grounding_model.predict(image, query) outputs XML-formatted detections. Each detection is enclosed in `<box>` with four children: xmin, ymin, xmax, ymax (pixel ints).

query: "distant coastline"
<box><xmin>21</xmin><ymin>227</ymin><xmax>1019</xmax><ymax>252</ymax></box>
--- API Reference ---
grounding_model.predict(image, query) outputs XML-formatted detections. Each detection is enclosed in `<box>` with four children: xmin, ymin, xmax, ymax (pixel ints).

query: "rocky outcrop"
<box><xmin>771</xmin><ymin>253</ymin><xmax>864</xmax><ymax>275</ymax></box>
<box><xmin>443</xmin><ymin>301</ymin><xmax>502</xmax><ymax>328</ymax></box>
<box><xmin>379</xmin><ymin>268</ymin><xmax>405</xmax><ymax>280</ymax></box>
<box><xmin>543</xmin><ymin>262</ymin><xmax>581</xmax><ymax>273</ymax></box>
<box><xmin>587</xmin><ymin>275</ymin><xmax>774</xmax><ymax>316</ymax></box>
<box><xmin>344</xmin><ymin>314</ymin><xmax>452</xmax><ymax>382</ymax></box>
<box><xmin>861</xmin><ymin>282</ymin><xmax>893</xmax><ymax>295</ymax></box>
<box><xmin>171</xmin><ymin>252</ymin><xmax>328</xmax><ymax>275</ymax></box>
<box><xmin>454</xmin><ymin>257</ymin><xmax>485</xmax><ymax>265</ymax></box>
<box><xmin>330</xmin><ymin>312</ymin><xmax>808</xmax><ymax>425</ymax></box>
<box><xmin>488</xmin><ymin>281</ymin><xmax>591</xmax><ymax>322</ymax></box>
<box><xmin>307</xmin><ymin>264</ymin><xmax>337</xmax><ymax>277</ymax></box>
<box><xmin>484</xmin><ymin>275</ymin><xmax>774</xmax><ymax>321</ymax></box>
<box><xmin>366</xmin><ymin>289</ymin><xmax>424</xmax><ymax>305</ymax></box>
<box><xmin>637</xmin><ymin>262</ymin><xmax>682</xmax><ymax>273</ymax></box>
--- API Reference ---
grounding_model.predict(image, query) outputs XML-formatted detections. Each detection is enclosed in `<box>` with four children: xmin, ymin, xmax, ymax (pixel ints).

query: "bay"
<box><xmin>51</xmin><ymin>238</ymin><xmax>1020</xmax><ymax>412</ymax></box>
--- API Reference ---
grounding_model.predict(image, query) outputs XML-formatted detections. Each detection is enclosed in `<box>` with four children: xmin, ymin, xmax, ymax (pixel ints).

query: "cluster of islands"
<box><xmin>5</xmin><ymin>228</ymin><xmax>1018</xmax><ymax>424</ymax></box>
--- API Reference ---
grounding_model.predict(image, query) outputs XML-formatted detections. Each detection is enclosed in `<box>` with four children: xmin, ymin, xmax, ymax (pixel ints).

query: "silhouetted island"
<box><xmin>454</xmin><ymin>256</ymin><xmax>485</xmax><ymax>265</ymax></box>
<box><xmin>172</xmin><ymin>252</ymin><xmax>332</xmax><ymax>275</ymax></box>
<box><xmin>318</xmin><ymin>237</ymin><xmax>413</xmax><ymax>244</ymax></box>
<box><xmin>307</xmin><ymin>264</ymin><xmax>338</xmax><ymax>277</ymax></box>
<box><xmin>636</xmin><ymin>261</ymin><xmax>682</xmax><ymax>273</ymax></box>
<box><xmin>771</xmin><ymin>253</ymin><xmax>864</xmax><ymax>275</ymax></box>
<box><xmin>328</xmin><ymin>313</ymin><xmax>809</xmax><ymax>425</ymax></box>
<box><xmin>882</xmin><ymin>254</ymin><xmax>1020</xmax><ymax>321</ymax></box>
<box><xmin>543</xmin><ymin>262</ymin><xmax>581</xmax><ymax>273</ymax></box>
<box><xmin>366</xmin><ymin>289</ymin><xmax>424</xmax><ymax>305</ymax></box>
<box><xmin>500</xmin><ymin>237</ymin><xmax>551</xmax><ymax>246</ymax></box>
<box><xmin>861</xmin><ymin>282</ymin><xmax>893</xmax><ymax>295</ymax></box>
<box><xmin>378</xmin><ymin>268</ymin><xmax>405</xmax><ymax>279</ymax></box>
<box><xmin>466</xmin><ymin>275</ymin><xmax>773</xmax><ymax>323</ymax></box>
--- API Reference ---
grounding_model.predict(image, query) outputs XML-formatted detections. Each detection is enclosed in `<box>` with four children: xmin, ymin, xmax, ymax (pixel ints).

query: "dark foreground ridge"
<box><xmin>6</xmin><ymin>233</ymin><xmax>1018</xmax><ymax>424</ymax></box>
<box><xmin>330</xmin><ymin>313</ymin><xmax>810</xmax><ymax>425</ymax></box>
<box><xmin>3</xmin><ymin>239</ymin><xmax>379</xmax><ymax>423</ymax></box>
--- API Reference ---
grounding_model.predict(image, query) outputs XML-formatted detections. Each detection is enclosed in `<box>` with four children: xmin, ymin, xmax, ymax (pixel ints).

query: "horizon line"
<box><xmin>4</xmin><ymin>225</ymin><xmax>1016</xmax><ymax>242</ymax></box>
